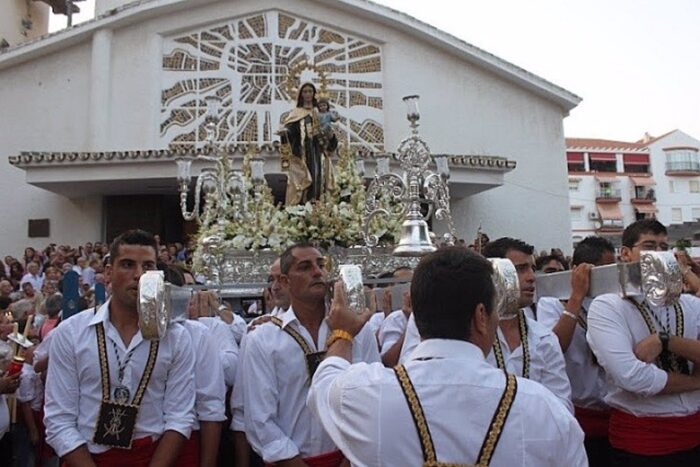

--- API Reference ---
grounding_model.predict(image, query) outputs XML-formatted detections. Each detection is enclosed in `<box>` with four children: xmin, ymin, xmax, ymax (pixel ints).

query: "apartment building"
<box><xmin>566</xmin><ymin>130</ymin><xmax>700</xmax><ymax>246</ymax></box>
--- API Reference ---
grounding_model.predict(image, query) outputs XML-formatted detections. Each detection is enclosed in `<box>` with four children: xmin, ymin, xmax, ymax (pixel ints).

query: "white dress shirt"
<box><xmin>367</xmin><ymin>312</ymin><xmax>384</xmax><ymax>336</ymax></box>
<box><xmin>401</xmin><ymin>311</ymin><xmax>573</xmax><ymax>412</ymax></box>
<box><xmin>20</xmin><ymin>272</ymin><xmax>43</xmax><ymax>291</ymax></box>
<box><xmin>17</xmin><ymin>363</ymin><xmax>44</xmax><ymax>412</ymax></box>
<box><xmin>377</xmin><ymin>310</ymin><xmax>407</xmax><ymax>356</ymax></box>
<box><xmin>486</xmin><ymin>313</ymin><xmax>573</xmax><ymax>413</ymax></box>
<box><xmin>242</xmin><ymin>306</ymin><xmax>380</xmax><ymax>463</ymax></box>
<box><xmin>199</xmin><ymin>316</ymin><xmax>239</xmax><ymax>387</ymax></box>
<box><xmin>309</xmin><ymin>339</ymin><xmax>587</xmax><ymax>467</ymax></box>
<box><xmin>587</xmin><ymin>293</ymin><xmax>700</xmax><ymax>416</ymax></box>
<box><xmin>44</xmin><ymin>302</ymin><xmax>196</xmax><ymax>457</ymax></box>
<box><xmin>182</xmin><ymin>320</ymin><xmax>226</xmax><ymax>428</ymax></box>
<box><xmin>230</xmin><ymin>334</ymin><xmax>248</xmax><ymax>432</ymax></box>
<box><xmin>538</xmin><ymin>297</ymin><xmax>608</xmax><ymax>410</ymax></box>
<box><xmin>229</xmin><ymin>313</ymin><xmax>247</xmax><ymax>346</ymax></box>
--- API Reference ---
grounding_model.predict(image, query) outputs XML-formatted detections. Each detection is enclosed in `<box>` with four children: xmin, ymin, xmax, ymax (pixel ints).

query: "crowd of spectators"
<box><xmin>0</xmin><ymin>238</ymin><xmax>194</xmax><ymax>330</ymax></box>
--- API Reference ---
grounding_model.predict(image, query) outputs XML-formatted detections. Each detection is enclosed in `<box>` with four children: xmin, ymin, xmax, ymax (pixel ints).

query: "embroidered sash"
<box><xmin>394</xmin><ymin>365</ymin><xmax>517</xmax><ymax>467</ymax></box>
<box><xmin>492</xmin><ymin>311</ymin><xmax>530</xmax><ymax>378</ymax></box>
<box><xmin>625</xmin><ymin>298</ymin><xmax>689</xmax><ymax>375</ymax></box>
<box><xmin>93</xmin><ymin>322</ymin><xmax>160</xmax><ymax>449</ymax></box>
<box><xmin>270</xmin><ymin>316</ymin><xmax>326</xmax><ymax>379</ymax></box>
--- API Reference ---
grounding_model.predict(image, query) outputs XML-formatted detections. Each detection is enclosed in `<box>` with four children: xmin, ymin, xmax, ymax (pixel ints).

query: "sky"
<box><xmin>50</xmin><ymin>0</ymin><xmax>700</xmax><ymax>142</ymax></box>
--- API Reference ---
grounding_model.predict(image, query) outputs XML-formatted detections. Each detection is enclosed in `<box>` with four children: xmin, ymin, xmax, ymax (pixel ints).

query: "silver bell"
<box><xmin>393</xmin><ymin>217</ymin><xmax>437</xmax><ymax>257</ymax></box>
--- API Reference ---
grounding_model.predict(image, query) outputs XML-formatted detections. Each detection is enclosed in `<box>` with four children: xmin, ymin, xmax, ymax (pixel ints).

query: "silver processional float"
<box><xmin>535</xmin><ymin>251</ymin><xmax>683</xmax><ymax>308</ymax></box>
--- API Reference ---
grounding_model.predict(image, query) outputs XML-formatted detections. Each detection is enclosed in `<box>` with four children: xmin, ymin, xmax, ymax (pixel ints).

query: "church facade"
<box><xmin>0</xmin><ymin>0</ymin><xmax>580</xmax><ymax>255</ymax></box>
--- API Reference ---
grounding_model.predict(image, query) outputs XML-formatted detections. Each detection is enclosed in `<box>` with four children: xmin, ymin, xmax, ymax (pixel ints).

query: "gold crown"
<box><xmin>283</xmin><ymin>57</ymin><xmax>330</xmax><ymax>103</ymax></box>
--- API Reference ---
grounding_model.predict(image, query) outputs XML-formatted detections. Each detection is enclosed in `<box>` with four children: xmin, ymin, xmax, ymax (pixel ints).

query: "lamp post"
<box><xmin>363</xmin><ymin>95</ymin><xmax>456</xmax><ymax>257</ymax></box>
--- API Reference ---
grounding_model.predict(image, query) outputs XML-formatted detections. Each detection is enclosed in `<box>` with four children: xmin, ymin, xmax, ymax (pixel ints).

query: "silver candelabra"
<box><xmin>363</xmin><ymin>95</ymin><xmax>456</xmax><ymax>257</ymax></box>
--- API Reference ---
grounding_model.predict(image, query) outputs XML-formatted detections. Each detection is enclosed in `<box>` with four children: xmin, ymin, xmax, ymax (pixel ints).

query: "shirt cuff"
<box><xmin>164</xmin><ymin>419</ymin><xmax>193</xmax><ymax>440</ymax></box>
<box><xmin>47</xmin><ymin>431</ymin><xmax>88</xmax><ymax>458</ymax></box>
<box><xmin>649</xmin><ymin>367</ymin><xmax>669</xmax><ymax>396</ymax></box>
<box><xmin>261</xmin><ymin>437</ymin><xmax>300</xmax><ymax>464</ymax></box>
<box><xmin>230</xmin><ymin>408</ymin><xmax>245</xmax><ymax>432</ymax></box>
<box><xmin>317</xmin><ymin>356</ymin><xmax>351</xmax><ymax>373</ymax></box>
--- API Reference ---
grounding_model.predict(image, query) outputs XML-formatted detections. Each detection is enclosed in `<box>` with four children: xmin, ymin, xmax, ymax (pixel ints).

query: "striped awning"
<box><xmin>597</xmin><ymin>203</ymin><xmax>623</xmax><ymax>220</ymax></box>
<box><xmin>634</xmin><ymin>204</ymin><xmax>657</xmax><ymax>214</ymax></box>
<box><xmin>629</xmin><ymin>176</ymin><xmax>655</xmax><ymax>186</ymax></box>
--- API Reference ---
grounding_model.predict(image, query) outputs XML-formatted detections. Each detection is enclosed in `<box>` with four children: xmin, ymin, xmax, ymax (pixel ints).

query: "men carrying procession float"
<box><xmin>3</xmin><ymin>217</ymin><xmax>700</xmax><ymax>467</ymax></box>
<box><xmin>4</xmin><ymin>65</ymin><xmax>700</xmax><ymax>467</ymax></box>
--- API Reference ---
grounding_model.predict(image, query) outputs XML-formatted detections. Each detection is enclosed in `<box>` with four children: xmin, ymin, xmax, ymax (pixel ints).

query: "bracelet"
<box><xmin>562</xmin><ymin>310</ymin><xmax>578</xmax><ymax>321</ymax></box>
<box><xmin>326</xmin><ymin>329</ymin><xmax>353</xmax><ymax>348</ymax></box>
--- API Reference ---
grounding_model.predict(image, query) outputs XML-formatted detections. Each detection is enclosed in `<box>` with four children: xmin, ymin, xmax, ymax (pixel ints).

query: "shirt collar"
<box><xmin>408</xmin><ymin>339</ymin><xmax>487</xmax><ymax>362</ymax></box>
<box><xmin>279</xmin><ymin>305</ymin><xmax>300</xmax><ymax>328</ymax></box>
<box><xmin>88</xmin><ymin>300</ymin><xmax>111</xmax><ymax>326</ymax></box>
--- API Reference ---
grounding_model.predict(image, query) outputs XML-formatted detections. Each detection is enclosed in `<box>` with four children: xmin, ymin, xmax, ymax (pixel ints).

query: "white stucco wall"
<box><xmin>0</xmin><ymin>0</ymin><xmax>577</xmax><ymax>255</ymax></box>
<box><xmin>0</xmin><ymin>41</ymin><xmax>102</xmax><ymax>257</ymax></box>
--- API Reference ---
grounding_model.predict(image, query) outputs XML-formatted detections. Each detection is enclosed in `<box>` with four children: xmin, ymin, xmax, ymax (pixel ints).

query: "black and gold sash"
<box><xmin>492</xmin><ymin>311</ymin><xmax>530</xmax><ymax>379</ymax></box>
<box><xmin>93</xmin><ymin>322</ymin><xmax>160</xmax><ymax>449</ymax></box>
<box><xmin>625</xmin><ymin>298</ymin><xmax>689</xmax><ymax>375</ymax></box>
<box><xmin>394</xmin><ymin>365</ymin><xmax>517</xmax><ymax>467</ymax></box>
<box><xmin>270</xmin><ymin>316</ymin><xmax>326</xmax><ymax>379</ymax></box>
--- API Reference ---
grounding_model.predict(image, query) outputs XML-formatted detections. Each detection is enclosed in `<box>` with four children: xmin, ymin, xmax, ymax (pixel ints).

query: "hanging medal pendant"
<box><xmin>114</xmin><ymin>385</ymin><xmax>131</xmax><ymax>404</ymax></box>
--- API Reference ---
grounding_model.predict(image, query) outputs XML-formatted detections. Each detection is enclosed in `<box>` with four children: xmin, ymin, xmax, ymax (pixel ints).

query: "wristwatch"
<box><xmin>658</xmin><ymin>331</ymin><xmax>670</xmax><ymax>353</ymax></box>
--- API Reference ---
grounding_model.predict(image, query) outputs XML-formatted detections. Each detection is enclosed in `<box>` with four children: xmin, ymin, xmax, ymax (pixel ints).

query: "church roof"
<box><xmin>9</xmin><ymin>146</ymin><xmax>517</xmax><ymax>172</ymax></box>
<box><xmin>0</xmin><ymin>0</ymin><xmax>581</xmax><ymax>111</ymax></box>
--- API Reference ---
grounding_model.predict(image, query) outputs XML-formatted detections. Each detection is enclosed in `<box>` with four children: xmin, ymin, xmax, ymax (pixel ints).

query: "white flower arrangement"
<box><xmin>192</xmin><ymin>147</ymin><xmax>402</xmax><ymax>268</ymax></box>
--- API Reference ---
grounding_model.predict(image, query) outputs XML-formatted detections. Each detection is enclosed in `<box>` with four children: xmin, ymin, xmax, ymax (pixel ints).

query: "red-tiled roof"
<box><xmin>566</xmin><ymin>138</ymin><xmax>647</xmax><ymax>151</ymax></box>
<box><xmin>635</xmin><ymin>129</ymin><xmax>678</xmax><ymax>146</ymax></box>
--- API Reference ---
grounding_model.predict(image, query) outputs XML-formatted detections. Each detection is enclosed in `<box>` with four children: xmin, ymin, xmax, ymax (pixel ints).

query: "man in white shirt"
<box><xmin>587</xmin><ymin>219</ymin><xmax>700</xmax><ymax>465</ymax></box>
<box><xmin>401</xmin><ymin>239</ymin><xmax>573</xmax><ymax>411</ymax></box>
<box><xmin>241</xmin><ymin>243</ymin><xmax>380</xmax><ymax>466</ymax></box>
<box><xmin>21</xmin><ymin>261</ymin><xmax>44</xmax><ymax>292</ymax></box>
<box><xmin>161</xmin><ymin>264</ymin><xmax>227</xmax><ymax>467</ymax></box>
<box><xmin>232</xmin><ymin>257</ymin><xmax>289</xmax><ymax>467</ymax></box>
<box><xmin>538</xmin><ymin>236</ymin><xmax>615</xmax><ymax>466</ymax></box>
<box><xmin>44</xmin><ymin>230</ymin><xmax>196</xmax><ymax>466</ymax></box>
<box><xmin>309</xmin><ymin>247</ymin><xmax>587</xmax><ymax>467</ymax></box>
<box><xmin>480</xmin><ymin>237</ymin><xmax>572</xmax><ymax>412</ymax></box>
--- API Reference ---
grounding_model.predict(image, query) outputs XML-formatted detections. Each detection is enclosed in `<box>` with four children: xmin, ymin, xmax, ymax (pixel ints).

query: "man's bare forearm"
<box><xmin>62</xmin><ymin>444</ymin><xmax>97</xmax><ymax>467</ymax></box>
<box><xmin>659</xmin><ymin>372</ymin><xmax>700</xmax><ymax>395</ymax></box>
<box><xmin>669</xmin><ymin>336</ymin><xmax>700</xmax><ymax>365</ymax></box>
<box><xmin>149</xmin><ymin>430</ymin><xmax>186</xmax><ymax>467</ymax></box>
<box><xmin>199</xmin><ymin>421</ymin><xmax>222</xmax><ymax>467</ymax></box>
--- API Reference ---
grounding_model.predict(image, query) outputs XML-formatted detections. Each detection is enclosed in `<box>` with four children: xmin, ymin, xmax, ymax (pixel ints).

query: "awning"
<box><xmin>634</xmin><ymin>204</ymin><xmax>657</xmax><ymax>214</ymax></box>
<box><xmin>623</xmin><ymin>154</ymin><xmax>650</xmax><ymax>165</ymax></box>
<box><xmin>597</xmin><ymin>203</ymin><xmax>623</xmax><ymax>220</ymax></box>
<box><xmin>589</xmin><ymin>152</ymin><xmax>616</xmax><ymax>162</ymax></box>
<box><xmin>595</xmin><ymin>174</ymin><xmax>618</xmax><ymax>183</ymax></box>
<box><xmin>629</xmin><ymin>176</ymin><xmax>655</xmax><ymax>186</ymax></box>
<box><xmin>567</xmin><ymin>152</ymin><xmax>584</xmax><ymax>163</ymax></box>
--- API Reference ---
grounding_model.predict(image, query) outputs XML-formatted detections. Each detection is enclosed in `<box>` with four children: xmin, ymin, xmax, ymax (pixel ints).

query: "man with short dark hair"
<box><xmin>241</xmin><ymin>243</ymin><xmax>379</xmax><ymax>466</ymax></box>
<box><xmin>309</xmin><ymin>247</ymin><xmax>586</xmax><ymax>466</ymax></box>
<box><xmin>588</xmin><ymin>219</ymin><xmax>700</xmax><ymax>464</ymax></box>
<box><xmin>45</xmin><ymin>229</ymin><xmax>195</xmax><ymax>466</ymax></box>
<box><xmin>538</xmin><ymin>236</ymin><xmax>616</xmax><ymax>466</ymax></box>
<box><xmin>398</xmin><ymin>238</ymin><xmax>573</xmax><ymax>411</ymax></box>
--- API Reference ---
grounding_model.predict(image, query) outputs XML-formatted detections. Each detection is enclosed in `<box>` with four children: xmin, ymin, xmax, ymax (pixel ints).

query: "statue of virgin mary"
<box><xmin>279</xmin><ymin>82</ymin><xmax>336</xmax><ymax>205</ymax></box>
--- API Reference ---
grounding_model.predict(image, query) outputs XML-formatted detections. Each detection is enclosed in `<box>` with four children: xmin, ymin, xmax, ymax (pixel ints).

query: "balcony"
<box><xmin>666</xmin><ymin>161</ymin><xmax>700</xmax><ymax>176</ymax></box>
<box><xmin>631</xmin><ymin>186</ymin><xmax>656</xmax><ymax>203</ymax></box>
<box><xmin>596</xmin><ymin>186</ymin><xmax>622</xmax><ymax>203</ymax></box>
<box><xmin>665</xmin><ymin>147</ymin><xmax>700</xmax><ymax>176</ymax></box>
<box><xmin>597</xmin><ymin>219</ymin><xmax>624</xmax><ymax>233</ymax></box>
